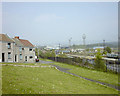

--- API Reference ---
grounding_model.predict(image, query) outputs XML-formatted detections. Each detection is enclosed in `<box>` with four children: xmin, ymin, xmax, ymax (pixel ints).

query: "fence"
<box><xmin>47</xmin><ymin>57</ymin><xmax>93</xmax><ymax>69</ymax></box>
<box><xmin>47</xmin><ymin>56</ymin><xmax>119</xmax><ymax>73</ymax></box>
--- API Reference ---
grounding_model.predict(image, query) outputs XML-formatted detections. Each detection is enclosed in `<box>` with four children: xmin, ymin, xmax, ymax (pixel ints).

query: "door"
<box><xmin>2</xmin><ymin>53</ymin><xmax>5</xmax><ymax>62</ymax></box>
<box><xmin>25</xmin><ymin>56</ymin><xmax>27</xmax><ymax>62</ymax></box>
<box><xmin>15</xmin><ymin>55</ymin><xmax>17</xmax><ymax>62</ymax></box>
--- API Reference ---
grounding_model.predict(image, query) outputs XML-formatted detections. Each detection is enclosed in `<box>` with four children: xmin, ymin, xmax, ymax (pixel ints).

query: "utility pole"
<box><xmin>59</xmin><ymin>43</ymin><xmax>61</xmax><ymax>54</ymax></box>
<box><xmin>103</xmin><ymin>40</ymin><xmax>105</xmax><ymax>49</ymax></box>
<box><xmin>59</xmin><ymin>43</ymin><xmax>61</xmax><ymax>50</ymax></box>
<box><xmin>37</xmin><ymin>47</ymin><xmax>39</xmax><ymax>58</ymax></box>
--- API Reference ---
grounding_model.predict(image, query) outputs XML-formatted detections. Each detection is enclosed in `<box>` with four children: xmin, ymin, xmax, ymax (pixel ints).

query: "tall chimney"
<box><xmin>15</xmin><ymin>36</ymin><xmax>19</xmax><ymax>39</ymax></box>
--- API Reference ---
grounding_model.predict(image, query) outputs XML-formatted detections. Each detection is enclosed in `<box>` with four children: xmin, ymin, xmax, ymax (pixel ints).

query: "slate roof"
<box><xmin>0</xmin><ymin>34</ymin><xmax>14</xmax><ymax>42</ymax></box>
<box><xmin>0</xmin><ymin>34</ymin><xmax>34</xmax><ymax>47</ymax></box>
<box><xmin>12</xmin><ymin>38</ymin><xmax>24</xmax><ymax>47</ymax></box>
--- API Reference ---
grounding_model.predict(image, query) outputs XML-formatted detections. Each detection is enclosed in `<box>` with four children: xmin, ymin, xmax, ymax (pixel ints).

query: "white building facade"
<box><xmin>0</xmin><ymin>34</ymin><xmax>35</xmax><ymax>63</ymax></box>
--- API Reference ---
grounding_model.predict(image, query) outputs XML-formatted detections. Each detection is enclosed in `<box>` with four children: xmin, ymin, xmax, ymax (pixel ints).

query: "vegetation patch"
<box><xmin>49</xmin><ymin>61</ymin><xmax>118</xmax><ymax>87</ymax></box>
<box><xmin>2</xmin><ymin>65</ymin><xmax>118</xmax><ymax>94</ymax></box>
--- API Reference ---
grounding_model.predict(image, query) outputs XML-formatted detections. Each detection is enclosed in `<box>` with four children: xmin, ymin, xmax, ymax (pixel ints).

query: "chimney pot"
<box><xmin>15</xmin><ymin>36</ymin><xmax>19</xmax><ymax>39</ymax></box>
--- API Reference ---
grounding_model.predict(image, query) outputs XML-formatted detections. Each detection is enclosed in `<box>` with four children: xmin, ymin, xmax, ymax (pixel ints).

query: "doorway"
<box><xmin>25</xmin><ymin>56</ymin><xmax>27</xmax><ymax>62</ymax></box>
<box><xmin>2</xmin><ymin>53</ymin><xmax>5</xmax><ymax>62</ymax></box>
<box><xmin>15</xmin><ymin>54</ymin><xmax>17</xmax><ymax>62</ymax></box>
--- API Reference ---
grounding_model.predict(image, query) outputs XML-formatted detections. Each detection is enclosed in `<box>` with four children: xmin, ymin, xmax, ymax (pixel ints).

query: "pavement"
<box><xmin>38</xmin><ymin>60</ymin><xmax>53</xmax><ymax>64</ymax></box>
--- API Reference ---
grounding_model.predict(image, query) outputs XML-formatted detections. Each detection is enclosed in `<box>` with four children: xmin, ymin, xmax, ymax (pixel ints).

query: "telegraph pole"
<box><xmin>103</xmin><ymin>40</ymin><xmax>105</xmax><ymax>49</ymax></box>
<box><xmin>59</xmin><ymin>43</ymin><xmax>61</xmax><ymax>49</ymax></box>
<box><xmin>37</xmin><ymin>47</ymin><xmax>39</xmax><ymax>58</ymax></box>
<box><xmin>59</xmin><ymin>43</ymin><xmax>61</xmax><ymax>54</ymax></box>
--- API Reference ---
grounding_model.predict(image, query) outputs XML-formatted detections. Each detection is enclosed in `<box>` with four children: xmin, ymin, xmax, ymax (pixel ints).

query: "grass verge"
<box><xmin>2</xmin><ymin>65</ymin><xmax>118</xmax><ymax>94</ymax></box>
<box><xmin>47</xmin><ymin>60</ymin><xmax>118</xmax><ymax>87</ymax></box>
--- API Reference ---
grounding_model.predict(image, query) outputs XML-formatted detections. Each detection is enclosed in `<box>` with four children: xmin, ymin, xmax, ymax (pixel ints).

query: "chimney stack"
<box><xmin>15</xmin><ymin>36</ymin><xmax>19</xmax><ymax>39</ymax></box>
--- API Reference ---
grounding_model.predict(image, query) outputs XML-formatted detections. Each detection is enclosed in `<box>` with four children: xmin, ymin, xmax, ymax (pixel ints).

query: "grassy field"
<box><xmin>2</xmin><ymin>63</ymin><xmax>118</xmax><ymax>94</ymax></box>
<box><xmin>46</xmin><ymin>60</ymin><xmax>118</xmax><ymax>87</ymax></box>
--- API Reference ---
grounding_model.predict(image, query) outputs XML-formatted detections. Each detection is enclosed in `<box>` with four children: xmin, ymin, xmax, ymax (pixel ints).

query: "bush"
<box><xmin>94</xmin><ymin>49</ymin><xmax>106</xmax><ymax>71</ymax></box>
<box><xmin>104</xmin><ymin>46</ymin><xmax>111</xmax><ymax>53</ymax></box>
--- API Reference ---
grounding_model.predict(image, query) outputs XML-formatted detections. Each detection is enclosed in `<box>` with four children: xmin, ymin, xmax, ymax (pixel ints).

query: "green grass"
<box><xmin>47</xmin><ymin>60</ymin><xmax>118</xmax><ymax>87</ymax></box>
<box><xmin>2</xmin><ymin>65</ymin><xmax>118</xmax><ymax>94</ymax></box>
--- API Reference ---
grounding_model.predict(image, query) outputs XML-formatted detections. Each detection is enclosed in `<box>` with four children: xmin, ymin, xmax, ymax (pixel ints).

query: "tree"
<box><xmin>86</xmin><ymin>48</ymin><xmax>89</xmax><ymax>51</ymax></box>
<box><xmin>51</xmin><ymin>50</ymin><xmax>55</xmax><ymax>57</ymax></box>
<box><xmin>94</xmin><ymin>49</ymin><xmax>106</xmax><ymax>71</ymax></box>
<box><xmin>105</xmin><ymin>46</ymin><xmax>111</xmax><ymax>53</ymax></box>
<box><xmin>102</xmin><ymin>50</ymin><xmax>107</xmax><ymax>55</ymax></box>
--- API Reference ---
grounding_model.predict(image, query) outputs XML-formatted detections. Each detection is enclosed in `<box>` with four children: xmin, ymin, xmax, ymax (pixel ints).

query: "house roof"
<box><xmin>19</xmin><ymin>39</ymin><xmax>34</xmax><ymax>47</ymax></box>
<box><xmin>12</xmin><ymin>38</ymin><xmax>24</xmax><ymax>47</ymax></box>
<box><xmin>0</xmin><ymin>34</ymin><xmax>14</xmax><ymax>42</ymax></box>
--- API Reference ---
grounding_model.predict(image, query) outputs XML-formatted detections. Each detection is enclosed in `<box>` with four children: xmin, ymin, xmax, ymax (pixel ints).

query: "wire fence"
<box><xmin>47</xmin><ymin>57</ymin><xmax>119</xmax><ymax>74</ymax></box>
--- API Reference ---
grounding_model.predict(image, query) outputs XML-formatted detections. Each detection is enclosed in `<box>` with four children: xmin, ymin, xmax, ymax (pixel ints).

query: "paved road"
<box><xmin>39</xmin><ymin>60</ymin><xmax>53</xmax><ymax>64</ymax></box>
<box><xmin>39</xmin><ymin>60</ymin><xmax>120</xmax><ymax>91</ymax></box>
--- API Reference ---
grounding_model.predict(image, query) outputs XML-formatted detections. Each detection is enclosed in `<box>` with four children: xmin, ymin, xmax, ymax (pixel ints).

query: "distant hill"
<box><xmin>71</xmin><ymin>42</ymin><xmax>118</xmax><ymax>49</ymax></box>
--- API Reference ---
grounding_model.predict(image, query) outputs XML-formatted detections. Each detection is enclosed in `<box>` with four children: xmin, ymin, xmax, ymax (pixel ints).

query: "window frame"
<box><xmin>8</xmin><ymin>43</ymin><xmax>11</xmax><ymax>49</ymax></box>
<box><xmin>8</xmin><ymin>52</ymin><xmax>11</xmax><ymax>59</ymax></box>
<box><xmin>29</xmin><ymin>56</ymin><xmax>33</xmax><ymax>59</ymax></box>
<box><xmin>19</xmin><ymin>54</ymin><xmax>22</xmax><ymax>60</ymax></box>
<box><xmin>29</xmin><ymin>48</ymin><xmax>32</xmax><ymax>51</ymax></box>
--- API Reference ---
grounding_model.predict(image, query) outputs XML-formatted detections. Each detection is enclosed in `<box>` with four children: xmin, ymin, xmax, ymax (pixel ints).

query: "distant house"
<box><xmin>0</xmin><ymin>34</ymin><xmax>35</xmax><ymax>63</ymax></box>
<box><xmin>93</xmin><ymin>46</ymin><xmax>104</xmax><ymax>52</ymax></box>
<box><xmin>93</xmin><ymin>46</ymin><xmax>104</xmax><ymax>50</ymax></box>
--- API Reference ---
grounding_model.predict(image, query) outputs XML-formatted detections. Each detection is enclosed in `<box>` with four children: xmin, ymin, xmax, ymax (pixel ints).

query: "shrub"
<box><xmin>94</xmin><ymin>49</ymin><xmax>106</xmax><ymax>71</ymax></box>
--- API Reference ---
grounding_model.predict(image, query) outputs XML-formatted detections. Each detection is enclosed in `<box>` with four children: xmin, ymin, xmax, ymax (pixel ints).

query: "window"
<box><xmin>8</xmin><ymin>43</ymin><xmax>11</xmax><ymax>49</ymax></box>
<box><xmin>20</xmin><ymin>54</ymin><xmax>22</xmax><ymax>60</ymax></box>
<box><xmin>8</xmin><ymin>52</ymin><xmax>11</xmax><ymax>59</ymax></box>
<box><xmin>29</xmin><ymin>56</ymin><xmax>33</xmax><ymax>59</ymax></box>
<box><xmin>25</xmin><ymin>56</ymin><xmax>27</xmax><ymax>61</ymax></box>
<box><xmin>19</xmin><ymin>47</ymin><xmax>22</xmax><ymax>52</ymax></box>
<box><xmin>29</xmin><ymin>48</ymin><xmax>32</xmax><ymax>51</ymax></box>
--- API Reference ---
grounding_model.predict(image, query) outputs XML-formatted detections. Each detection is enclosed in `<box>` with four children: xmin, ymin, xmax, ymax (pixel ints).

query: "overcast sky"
<box><xmin>2</xmin><ymin>2</ymin><xmax>118</xmax><ymax>46</ymax></box>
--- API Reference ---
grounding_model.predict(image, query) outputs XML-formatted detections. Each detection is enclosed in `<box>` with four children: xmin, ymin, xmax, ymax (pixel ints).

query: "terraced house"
<box><xmin>0</xmin><ymin>34</ymin><xmax>35</xmax><ymax>63</ymax></box>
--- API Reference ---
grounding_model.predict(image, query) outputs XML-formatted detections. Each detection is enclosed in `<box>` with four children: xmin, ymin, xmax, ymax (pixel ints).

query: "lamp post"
<box><xmin>35</xmin><ymin>44</ymin><xmax>39</xmax><ymax>58</ymax></box>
